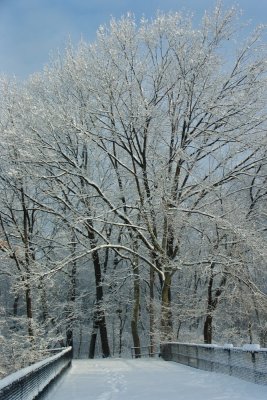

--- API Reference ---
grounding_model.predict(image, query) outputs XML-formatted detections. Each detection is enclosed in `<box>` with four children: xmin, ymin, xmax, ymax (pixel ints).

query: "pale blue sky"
<box><xmin>0</xmin><ymin>0</ymin><xmax>266</xmax><ymax>79</ymax></box>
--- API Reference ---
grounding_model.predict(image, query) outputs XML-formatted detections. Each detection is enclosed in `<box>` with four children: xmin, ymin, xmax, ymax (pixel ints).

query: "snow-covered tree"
<box><xmin>0</xmin><ymin>4</ymin><xmax>266</xmax><ymax>372</ymax></box>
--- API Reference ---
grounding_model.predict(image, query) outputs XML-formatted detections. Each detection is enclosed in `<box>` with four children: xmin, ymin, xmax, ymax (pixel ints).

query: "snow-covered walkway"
<box><xmin>43</xmin><ymin>358</ymin><xmax>267</xmax><ymax>400</ymax></box>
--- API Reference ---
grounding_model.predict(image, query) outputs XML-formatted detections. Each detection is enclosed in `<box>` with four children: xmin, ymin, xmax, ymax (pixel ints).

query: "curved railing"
<box><xmin>0</xmin><ymin>347</ymin><xmax>72</xmax><ymax>400</ymax></box>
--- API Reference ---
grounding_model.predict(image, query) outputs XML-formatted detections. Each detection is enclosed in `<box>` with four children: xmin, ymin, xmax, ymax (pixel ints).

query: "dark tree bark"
<box><xmin>131</xmin><ymin>261</ymin><xmax>141</xmax><ymax>358</ymax></box>
<box><xmin>13</xmin><ymin>294</ymin><xmax>19</xmax><ymax>316</ymax></box>
<box><xmin>66</xmin><ymin>234</ymin><xmax>77</xmax><ymax>353</ymax></box>
<box><xmin>25</xmin><ymin>280</ymin><xmax>34</xmax><ymax>340</ymax></box>
<box><xmin>88</xmin><ymin>228</ymin><xmax>110</xmax><ymax>358</ymax></box>
<box><xmin>203</xmin><ymin>263</ymin><xmax>226</xmax><ymax>344</ymax></box>
<box><xmin>88</xmin><ymin>310</ymin><xmax>98</xmax><ymax>359</ymax></box>
<box><xmin>149</xmin><ymin>266</ymin><xmax>155</xmax><ymax>356</ymax></box>
<box><xmin>160</xmin><ymin>272</ymin><xmax>173</xmax><ymax>341</ymax></box>
<box><xmin>203</xmin><ymin>314</ymin><xmax>213</xmax><ymax>344</ymax></box>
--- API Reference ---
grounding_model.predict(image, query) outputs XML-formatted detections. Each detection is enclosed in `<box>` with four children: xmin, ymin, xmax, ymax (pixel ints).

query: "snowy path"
<box><xmin>43</xmin><ymin>358</ymin><xmax>267</xmax><ymax>400</ymax></box>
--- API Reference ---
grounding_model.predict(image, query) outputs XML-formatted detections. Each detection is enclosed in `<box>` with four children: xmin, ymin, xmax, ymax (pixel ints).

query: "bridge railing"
<box><xmin>0</xmin><ymin>346</ymin><xmax>72</xmax><ymax>400</ymax></box>
<box><xmin>160</xmin><ymin>342</ymin><xmax>267</xmax><ymax>385</ymax></box>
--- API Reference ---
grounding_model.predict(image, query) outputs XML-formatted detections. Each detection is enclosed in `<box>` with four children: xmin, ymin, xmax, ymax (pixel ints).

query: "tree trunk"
<box><xmin>131</xmin><ymin>262</ymin><xmax>141</xmax><ymax>358</ymax></box>
<box><xmin>160</xmin><ymin>272</ymin><xmax>173</xmax><ymax>341</ymax></box>
<box><xmin>203</xmin><ymin>314</ymin><xmax>213</xmax><ymax>344</ymax></box>
<box><xmin>203</xmin><ymin>263</ymin><xmax>226</xmax><ymax>344</ymax></box>
<box><xmin>21</xmin><ymin>185</ymin><xmax>35</xmax><ymax>341</ymax></box>
<box><xmin>89</xmin><ymin>311</ymin><xmax>98</xmax><ymax>359</ymax></box>
<box><xmin>92</xmin><ymin>251</ymin><xmax>110</xmax><ymax>357</ymax></box>
<box><xmin>66</xmin><ymin>238</ymin><xmax>77</xmax><ymax>353</ymax></box>
<box><xmin>98</xmin><ymin>311</ymin><xmax>110</xmax><ymax>357</ymax></box>
<box><xmin>204</xmin><ymin>264</ymin><xmax>214</xmax><ymax>344</ymax></box>
<box><xmin>25</xmin><ymin>281</ymin><xmax>34</xmax><ymax>340</ymax></box>
<box><xmin>13</xmin><ymin>294</ymin><xmax>19</xmax><ymax>316</ymax></box>
<box><xmin>117</xmin><ymin>309</ymin><xmax>124</xmax><ymax>357</ymax></box>
<box><xmin>87</xmin><ymin>225</ymin><xmax>111</xmax><ymax>358</ymax></box>
<box><xmin>149</xmin><ymin>266</ymin><xmax>155</xmax><ymax>356</ymax></box>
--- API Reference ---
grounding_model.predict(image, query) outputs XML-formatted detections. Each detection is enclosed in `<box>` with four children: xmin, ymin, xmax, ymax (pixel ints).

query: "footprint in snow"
<box><xmin>96</xmin><ymin>391</ymin><xmax>112</xmax><ymax>400</ymax></box>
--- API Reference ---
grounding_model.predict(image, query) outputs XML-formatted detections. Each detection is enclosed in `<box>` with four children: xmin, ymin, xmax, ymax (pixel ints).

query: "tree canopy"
<box><xmin>0</xmin><ymin>4</ymin><xmax>266</xmax><ymax>376</ymax></box>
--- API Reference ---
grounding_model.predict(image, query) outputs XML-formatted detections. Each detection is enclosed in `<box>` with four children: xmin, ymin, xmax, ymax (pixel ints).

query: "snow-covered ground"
<box><xmin>43</xmin><ymin>358</ymin><xmax>267</xmax><ymax>400</ymax></box>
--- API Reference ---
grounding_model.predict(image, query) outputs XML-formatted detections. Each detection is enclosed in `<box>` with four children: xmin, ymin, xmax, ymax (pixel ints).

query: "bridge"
<box><xmin>1</xmin><ymin>345</ymin><xmax>267</xmax><ymax>400</ymax></box>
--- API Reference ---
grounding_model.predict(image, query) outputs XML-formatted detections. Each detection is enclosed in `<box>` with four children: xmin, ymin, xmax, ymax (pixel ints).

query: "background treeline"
<box><xmin>0</xmin><ymin>5</ymin><xmax>267</xmax><ymax>377</ymax></box>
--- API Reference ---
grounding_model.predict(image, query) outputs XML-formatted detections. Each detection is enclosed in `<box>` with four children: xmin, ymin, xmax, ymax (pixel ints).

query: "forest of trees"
<box><xmin>0</xmin><ymin>4</ymin><xmax>266</xmax><ymax>377</ymax></box>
